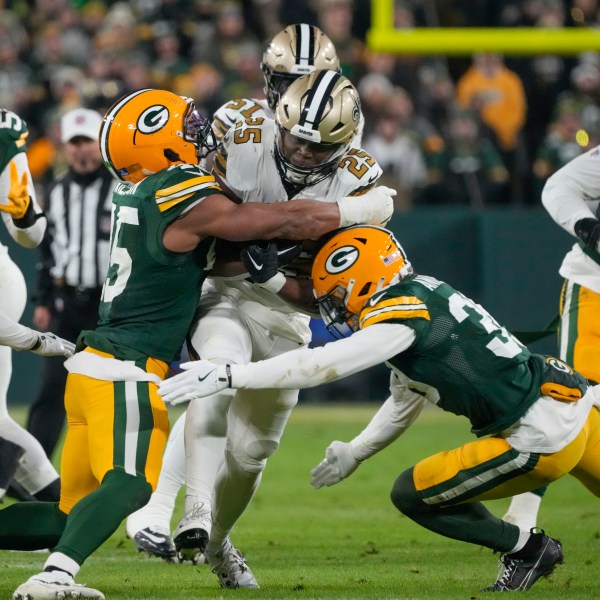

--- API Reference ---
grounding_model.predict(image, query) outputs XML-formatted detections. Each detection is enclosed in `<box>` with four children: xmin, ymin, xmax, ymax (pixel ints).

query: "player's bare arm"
<box><xmin>163</xmin><ymin>192</ymin><xmax>343</xmax><ymax>252</ymax></box>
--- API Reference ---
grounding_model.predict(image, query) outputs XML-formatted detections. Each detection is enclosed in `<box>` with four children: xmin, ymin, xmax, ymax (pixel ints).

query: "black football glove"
<box><xmin>241</xmin><ymin>240</ymin><xmax>302</xmax><ymax>284</ymax></box>
<box><xmin>574</xmin><ymin>218</ymin><xmax>600</xmax><ymax>252</ymax></box>
<box><xmin>241</xmin><ymin>241</ymin><xmax>279</xmax><ymax>283</ymax></box>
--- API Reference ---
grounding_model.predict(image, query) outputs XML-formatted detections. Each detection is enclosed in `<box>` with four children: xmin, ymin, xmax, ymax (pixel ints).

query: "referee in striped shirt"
<box><xmin>26</xmin><ymin>108</ymin><xmax>115</xmax><ymax>460</ymax></box>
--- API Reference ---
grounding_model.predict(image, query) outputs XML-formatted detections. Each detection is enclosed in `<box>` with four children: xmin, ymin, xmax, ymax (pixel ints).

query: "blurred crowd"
<box><xmin>3</xmin><ymin>0</ymin><xmax>600</xmax><ymax>209</ymax></box>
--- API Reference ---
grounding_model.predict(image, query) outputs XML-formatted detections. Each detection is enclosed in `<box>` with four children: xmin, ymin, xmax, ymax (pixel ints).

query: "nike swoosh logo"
<box><xmin>141</xmin><ymin>531</ymin><xmax>169</xmax><ymax>544</ymax></box>
<box><xmin>197</xmin><ymin>371</ymin><xmax>214</xmax><ymax>382</ymax></box>
<box><xmin>247</xmin><ymin>254</ymin><xmax>263</xmax><ymax>271</ymax></box>
<box><xmin>368</xmin><ymin>291</ymin><xmax>387</xmax><ymax>306</ymax></box>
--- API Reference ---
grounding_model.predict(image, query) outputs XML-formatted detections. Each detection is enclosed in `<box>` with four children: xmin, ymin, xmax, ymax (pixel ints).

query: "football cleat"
<box><xmin>12</xmin><ymin>570</ymin><xmax>105</xmax><ymax>599</ymax></box>
<box><xmin>173</xmin><ymin>502</ymin><xmax>212</xmax><ymax>564</ymax></box>
<box><xmin>205</xmin><ymin>538</ymin><xmax>259</xmax><ymax>589</ymax></box>
<box><xmin>132</xmin><ymin>527</ymin><xmax>177</xmax><ymax>562</ymax></box>
<box><xmin>484</xmin><ymin>531</ymin><xmax>563</xmax><ymax>592</ymax></box>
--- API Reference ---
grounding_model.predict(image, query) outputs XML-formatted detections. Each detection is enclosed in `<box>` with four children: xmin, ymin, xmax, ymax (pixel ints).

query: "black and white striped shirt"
<box><xmin>35</xmin><ymin>165</ymin><xmax>115</xmax><ymax>305</ymax></box>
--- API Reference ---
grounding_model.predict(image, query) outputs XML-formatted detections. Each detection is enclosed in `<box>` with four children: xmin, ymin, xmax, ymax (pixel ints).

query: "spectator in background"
<box><xmin>172</xmin><ymin>62</ymin><xmax>226</xmax><ymax>117</ymax></box>
<box><xmin>419</xmin><ymin>109</ymin><xmax>510</xmax><ymax>207</ymax></box>
<box><xmin>456</xmin><ymin>52</ymin><xmax>528</xmax><ymax>202</ymax></box>
<box><xmin>554</xmin><ymin>57</ymin><xmax>600</xmax><ymax>141</ymax></box>
<box><xmin>27</xmin><ymin>108</ymin><xmax>114</xmax><ymax>460</ymax></box>
<box><xmin>362</xmin><ymin>89</ymin><xmax>427</xmax><ymax>210</ymax></box>
<box><xmin>357</xmin><ymin>73</ymin><xmax>394</xmax><ymax>138</ymax></box>
<box><xmin>317</xmin><ymin>0</ymin><xmax>364</xmax><ymax>81</ymax></box>
<box><xmin>150</xmin><ymin>21</ymin><xmax>190</xmax><ymax>90</ymax></box>
<box><xmin>416</xmin><ymin>63</ymin><xmax>456</xmax><ymax>136</ymax></box>
<box><xmin>532</xmin><ymin>99</ymin><xmax>593</xmax><ymax>198</ymax></box>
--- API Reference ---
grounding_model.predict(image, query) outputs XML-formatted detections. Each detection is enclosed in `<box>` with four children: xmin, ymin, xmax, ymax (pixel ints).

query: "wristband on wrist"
<box><xmin>257</xmin><ymin>271</ymin><xmax>286</xmax><ymax>293</ymax></box>
<box><xmin>29</xmin><ymin>334</ymin><xmax>42</xmax><ymax>351</ymax></box>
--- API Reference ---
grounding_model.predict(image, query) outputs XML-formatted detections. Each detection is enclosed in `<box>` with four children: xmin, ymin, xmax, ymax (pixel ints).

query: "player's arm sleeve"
<box><xmin>0</xmin><ymin>307</ymin><xmax>38</xmax><ymax>351</ymax></box>
<box><xmin>349</xmin><ymin>369</ymin><xmax>437</xmax><ymax>461</ymax></box>
<box><xmin>541</xmin><ymin>147</ymin><xmax>600</xmax><ymax>236</ymax></box>
<box><xmin>230</xmin><ymin>323</ymin><xmax>416</xmax><ymax>389</ymax></box>
<box><xmin>1</xmin><ymin>154</ymin><xmax>46</xmax><ymax>248</ymax></box>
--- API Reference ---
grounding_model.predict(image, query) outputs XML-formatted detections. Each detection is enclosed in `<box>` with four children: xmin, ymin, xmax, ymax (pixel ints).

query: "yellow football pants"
<box><xmin>59</xmin><ymin>349</ymin><xmax>170</xmax><ymax>514</ymax></box>
<box><xmin>559</xmin><ymin>280</ymin><xmax>600</xmax><ymax>384</ymax></box>
<box><xmin>413</xmin><ymin>406</ymin><xmax>600</xmax><ymax>504</ymax></box>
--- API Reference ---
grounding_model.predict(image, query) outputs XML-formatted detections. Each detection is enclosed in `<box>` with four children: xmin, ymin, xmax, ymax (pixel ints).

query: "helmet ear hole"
<box><xmin>357</xmin><ymin>282</ymin><xmax>372</xmax><ymax>298</ymax></box>
<box><xmin>164</xmin><ymin>148</ymin><xmax>181</xmax><ymax>162</ymax></box>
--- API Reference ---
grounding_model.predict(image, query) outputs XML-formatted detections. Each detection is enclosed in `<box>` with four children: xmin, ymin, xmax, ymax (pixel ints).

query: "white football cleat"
<box><xmin>205</xmin><ymin>539</ymin><xmax>259</xmax><ymax>589</ymax></box>
<box><xmin>12</xmin><ymin>570</ymin><xmax>105</xmax><ymax>599</ymax></box>
<box><xmin>173</xmin><ymin>501</ymin><xmax>212</xmax><ymax>563</ymax></box>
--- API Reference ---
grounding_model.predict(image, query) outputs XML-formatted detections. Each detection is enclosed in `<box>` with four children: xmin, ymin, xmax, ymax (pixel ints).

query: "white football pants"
<box><xmin>127</xmin><ymin>285</ymin><xmax>303</xmax><ymax>546</ymax></box>
<box><xmin>0</xmin><ymin>248</ymin><xmax>59</xmax><ymax>494</ymax></box>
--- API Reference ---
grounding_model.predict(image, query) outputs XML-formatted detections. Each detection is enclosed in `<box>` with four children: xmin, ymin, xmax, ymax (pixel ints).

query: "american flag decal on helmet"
<box><xmin>383</xmin><ymin>250</ymin><xmax>403</xmax><ymax>266</ymax></box>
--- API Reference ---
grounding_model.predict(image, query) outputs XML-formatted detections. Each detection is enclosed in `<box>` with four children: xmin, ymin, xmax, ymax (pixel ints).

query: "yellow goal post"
<box><xmin>367</xmin><ymin>0</ymin><xmax>600</xmax><ymax>55</ymax></box>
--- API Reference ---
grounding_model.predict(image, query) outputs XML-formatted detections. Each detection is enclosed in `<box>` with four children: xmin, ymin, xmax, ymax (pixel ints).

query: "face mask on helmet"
<box><xmin>274</xmin><ymin>125</ymin><xmax>346</xmax><ymax>187</ymax></box>
<box><xmin>100</xmin><ymin>89</ymin><xmax>218</xmax><ymax>183</ymax></box>
<box><xmin>261</xmin><ymin>23</ymin><xmax>340</xmax><ymax>111</ymax></box>
<box><xmin>182</xmin><ymin>100</ymin><xmax>219</xmax><ymax>159</ymax></box>
<box><xmin>274</xmin><ymin>69</ymin><xmax>360</xmax><ymax>188</ymax></box>
<box><xmin>311</xmin><ymin>226</ymin><xmax>413</xmax><ymax>338</ymax></box>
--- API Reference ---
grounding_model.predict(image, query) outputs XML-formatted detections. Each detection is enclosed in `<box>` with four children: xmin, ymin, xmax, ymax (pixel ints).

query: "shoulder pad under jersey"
<box><xmin>336</xmin><ymin>148</ymin><xmax>383</xmax><ymax>195</ymax></box>
<box><xmin>212</xmin><ymin>98</ymin><xmax>271</xmax><ymax>141</ymax></box>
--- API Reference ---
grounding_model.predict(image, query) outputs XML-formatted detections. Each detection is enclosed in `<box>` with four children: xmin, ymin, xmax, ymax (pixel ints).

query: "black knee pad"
<box><xmin>390</xmin><ymin>467</ymin><xmax>428</xmax><ymax>517</ymax></box>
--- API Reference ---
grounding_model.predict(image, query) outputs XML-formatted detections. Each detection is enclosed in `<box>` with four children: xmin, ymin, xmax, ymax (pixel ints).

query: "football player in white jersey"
<box><xmin>126</xmin><ymin>23</ymin><xmax>391</xmax><ymax>564</ymax></box>
<box><xmin>0</xmin><ymin>109</ymin><xmax>68</xmax><ymax>504</ymax></box>
<box><xmin>502</xmin><ymin>145</ymin><xmax>600</xmax><ymax>530</ymax></box>
<box><xmin>211</xmin><ymin>23</ymin><xmax>364</xmax><ymax>146</ymax></box>
<box><xmin>126</xmin><ymin>70</ymin><xmax>392</xmax><ymax>587</ymax></box>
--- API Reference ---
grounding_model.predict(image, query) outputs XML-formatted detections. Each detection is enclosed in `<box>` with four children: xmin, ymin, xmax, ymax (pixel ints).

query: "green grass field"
<box><xmin>1</xmin><ymin>404</ymin><xmax>598</xmax><ymax>599</ymax></box>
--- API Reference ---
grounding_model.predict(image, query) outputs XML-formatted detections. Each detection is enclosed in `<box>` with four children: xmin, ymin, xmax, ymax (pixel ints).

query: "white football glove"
<box><xmin>337</xmin><ymin>186</ymin><xmax>396</xmax><ymax>228</ymax></box>
<box><xmin>310</xmin><ymin>440</ymin><xmax>361</xmax><ymax>489</ymax></box>
<box><xmin>158</xmin><ymin>360</ymin><xmax>231</xmax><ymax>405</ymax></box>
<box><xmin>30</xmin><ymin>332</ymin><xmax>75</xmax><ymax>358</ymax></box>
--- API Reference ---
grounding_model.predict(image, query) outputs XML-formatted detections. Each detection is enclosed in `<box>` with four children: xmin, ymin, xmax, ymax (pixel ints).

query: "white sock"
<box><xmin>44</xmin><ymin>552</ymin><xmax>80</xmax><ymax>577</ymax></box>
<box><xmin>502</xmin><ymin>491</ymin><xmax>542</xmax><ymax>531</ymax></box>
<box><xmin>126</xmin><ymin>413</ymin><xmax>186</xmax><ymax>536</ymax></box>
<box><xmin>509</xmin><ymin>529</ymin><xmax>532</xmax><ymax>554</ymax></box>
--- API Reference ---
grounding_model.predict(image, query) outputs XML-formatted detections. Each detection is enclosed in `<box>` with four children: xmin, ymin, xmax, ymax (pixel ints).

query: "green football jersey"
<box><xmin>79</xmin><ymin>164</ymin><xmax>220</xmax><ymax>363</ymax></box>
<box><xmin>0</xmin><ymin>110</ymin><xmax>28</xmax><ymax>171</ymax></box>
<box><xmin>359</xmin><ymin>274</ymin><xmax>542</xmax><ymax>437</ymax></box>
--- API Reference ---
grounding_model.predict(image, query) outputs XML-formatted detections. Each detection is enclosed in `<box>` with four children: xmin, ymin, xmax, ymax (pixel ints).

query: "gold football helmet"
<box><xmin>99</xmin><ymin>88</ymin><xmax>216</xmax><ymax>183</ymax></box>
<box><xmin>274</xmin><ymin>69</ymin><xmax>361</xmax><ymax>187</ymax></box>
<box><xmin>261</xmin><ymin>23</ymin><xmax>340</xmax><ymax>110</ymax></box>
<box><xmin>312</xmin><ymin>226</ymin><xmax>413</xmax><ymax>337</ymax></box>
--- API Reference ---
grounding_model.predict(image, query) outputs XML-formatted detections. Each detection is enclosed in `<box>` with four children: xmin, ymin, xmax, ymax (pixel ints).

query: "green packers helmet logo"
<box><xmin>137</xmin><ymin>105</ymin><xmax>169</xmax><ymax>134</ymax></box>
<box><xmin>325</xmin><ymin>245</ymin><xmax>359</xmax><ymax>274</ymax></box>
<box><xmin>546</xmin><ymin>356</ymin><xmax>574</xmax><ymax>374</ymax></box>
